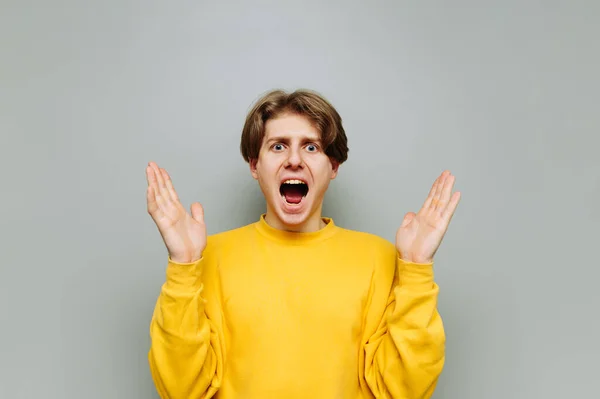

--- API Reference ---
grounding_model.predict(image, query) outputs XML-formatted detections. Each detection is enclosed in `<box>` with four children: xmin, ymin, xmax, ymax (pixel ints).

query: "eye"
<box><xmin>272</xmin><ymin>143</ymin><xmax>284</xmax><ymax>151</ymax></box>
<box><xmin>306</xmin><ymin>144</ymin><xmax>318</xmax><ymax>152</ymax></box>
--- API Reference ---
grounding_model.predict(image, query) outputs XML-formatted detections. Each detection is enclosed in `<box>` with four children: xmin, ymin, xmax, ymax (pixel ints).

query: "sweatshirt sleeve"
<box><xmin>362</xmin><ymin>251</ymin><xmax>445</xmax><ymax>399</ymax></box>
<box><xmin>148</xmin><ymin>248</ymin><xmax>226</xmax><ymax>399</ymax></box>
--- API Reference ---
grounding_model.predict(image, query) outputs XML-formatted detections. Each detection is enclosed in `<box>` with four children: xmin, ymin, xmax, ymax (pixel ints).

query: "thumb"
<box><xmin>190</xmin><ymin>202</ymin><xmax>205</xmax><ymax>224</ymax></box>
<box><xmin>401</xmin><ymin>212</ymin><xmax>416</xmax><ymax>228</ymax></box>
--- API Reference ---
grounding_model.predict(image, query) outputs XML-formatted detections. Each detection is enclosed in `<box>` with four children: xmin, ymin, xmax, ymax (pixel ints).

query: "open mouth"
<box><xmin>279</xmin><ymin>179</ymin><xmax>309</xmax><ymax>205</ymax></box>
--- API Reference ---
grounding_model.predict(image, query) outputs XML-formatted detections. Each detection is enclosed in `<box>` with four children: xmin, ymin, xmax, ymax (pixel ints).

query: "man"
<box><xmin>145</xmin><ymin>89</ymin><xmax>461</xmax><ymax>399</ymax></box>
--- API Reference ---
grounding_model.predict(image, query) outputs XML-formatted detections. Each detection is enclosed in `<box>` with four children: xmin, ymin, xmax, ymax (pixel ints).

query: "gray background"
<box><xmin>1</xmin><ymin>0</ymin><xmax>598</xmax><ymax>398</ymax></box>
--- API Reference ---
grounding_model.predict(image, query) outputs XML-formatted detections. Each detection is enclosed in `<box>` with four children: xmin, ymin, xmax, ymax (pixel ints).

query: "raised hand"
<box><xmin>395</xmin><ymin>170</ymin><xmax>461</xmax><ymax>264</ymax></box>
<box><xmin>146</xmin><ymin>161</ymin><xmax>207</xmax><ymax>263</ymax></box>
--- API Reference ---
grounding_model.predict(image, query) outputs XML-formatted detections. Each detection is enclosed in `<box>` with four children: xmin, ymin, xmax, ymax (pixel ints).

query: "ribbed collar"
<box><xmin>253</xmin><ymin>213</ymin><xmax>339</xmax><ymax>245</ymax></box>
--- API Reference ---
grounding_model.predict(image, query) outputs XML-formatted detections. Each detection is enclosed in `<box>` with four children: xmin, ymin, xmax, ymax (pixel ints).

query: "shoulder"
<box><xmin>205</xmin><ymin>222</ymin><xmax>256</xmax><ymax>250</ymax></box>
<box><xmin>334</xmin><ymin>225</ymin><xmax>398</xmax><ymax>261</ymax></box>
<box><xmin>199</xmin><ymin>222</ymin><xmax>257</xmax><ymax>273</ymax></box>
<box><xmin>333</xmin><ymin>226</ymin><xmax>398</xmax><ymax>288</ymax></box>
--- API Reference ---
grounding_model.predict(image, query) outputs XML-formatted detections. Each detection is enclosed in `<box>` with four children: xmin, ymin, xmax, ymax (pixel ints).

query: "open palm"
<box><xmin>146</xmin><ymin>162</ymin><xmax>207</xmax><ymax>264</ymax></box>
<box><xmin>395</xmin><ymin>170</ymin><xmax>461</xmax><ymax>264</ymax></box>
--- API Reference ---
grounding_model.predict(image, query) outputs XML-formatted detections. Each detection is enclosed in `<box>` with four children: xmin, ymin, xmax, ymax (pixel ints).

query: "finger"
<box><xmin>442</xmin><ymin>191</ymin><xmax>461</xmax><ymax>223</ymax></box>
<box><xmin>432</xmin><ymin>171</ymin><xmax>449</xmax><ymax>210</ymax></box>
<box><xmin>147</xmin><ymin>162</ymin><xmax>161</xmax><ymax>191</ymax></box>
<box><xmin>151</xmin><ymin>173</ymin><xmax>170</xmax><ymax>213</ymax></box>
<box><xmin>161</xmin><ymin>168</ymin><xmax>180</xmax><ymax>203</ymax></box>
<box><xmin>146</xmin><ymin>185</ymin><xmax>164</xmax><ymax>220</ymax></box>
<box><xmin>146</xmin><ymin>164</ymin><xmax>158</xmax><ymax>189</ymax></box>
<box><xmin>421</xmin><ymin>172</ymin><xmax>443</xmax><ymax>212</ymax></box>
<box><xmin>151</xmin><ymin>163</ymin><xmax>171</xmax><ymax>202</ymax></box>
<box><xmin>146</xmin><ymin>164</ymin><xmax>152</xmax><ymax>186</ymax></box>
<box><xmin>190</xmin><ymin>202</ymin><xmax>205</xmax><ymax>224</ymax></box>
<box><xmin>146</xmin><ymin>165</ymin><xmax>165</xmax><ymax>211</ymax></box>
<box><xmin>147</xmin><ymin>185</ymin><xmax>156</xmax><ymax>212</ymax></box>
<box><xmin>439</xmin><ymin>173</ymin><xmax>455</xmax><ymax>207</ymax></box>
<box><xmin>401</xmin><ymin>212</ymin><xmax>416</xmax><ymax>228</ymax></box>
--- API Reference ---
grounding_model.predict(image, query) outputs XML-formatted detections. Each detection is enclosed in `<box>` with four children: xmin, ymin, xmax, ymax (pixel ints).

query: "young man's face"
<box><xmin>250</xmin><ymin>112</ymin><xmax>339</xmax><ymax>232</ymax></box>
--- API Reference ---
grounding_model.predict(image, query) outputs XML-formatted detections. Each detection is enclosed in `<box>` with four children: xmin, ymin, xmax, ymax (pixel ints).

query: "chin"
<box><xmin>268</xmin><ymin>192</ymin><xmax>318</xmax><ymax>230</ymax></box>
<box><xmin>278</xmin><ymin>196</ymin><xmax>310</xmax><ymax>220</ymax></box>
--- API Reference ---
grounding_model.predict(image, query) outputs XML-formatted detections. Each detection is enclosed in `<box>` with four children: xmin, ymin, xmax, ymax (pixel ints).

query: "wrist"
<box><xmin>170</xmin><ymin>256</ymin><xmax>200</xmax><ymax>264</ymax></box>
<box><xmin>169</xmin><ymin>250</ymin><xmax>203</xmax><ymax>264</ymax></box>
<box><xmin>402</xmin><ymin>257</ymin><xmax>432</xmax><ymax>264</ymax></box>
<box><xmin>396</xmin><ymin>250</ymin><xmax>432</xmax><ymax>265</ymax></box>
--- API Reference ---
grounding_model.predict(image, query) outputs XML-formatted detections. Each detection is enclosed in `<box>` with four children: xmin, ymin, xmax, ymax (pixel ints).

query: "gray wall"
<box><xmin>2</xmin><ymin>1</ymin><xmax>598</xmax><ymax>398</ymax></box>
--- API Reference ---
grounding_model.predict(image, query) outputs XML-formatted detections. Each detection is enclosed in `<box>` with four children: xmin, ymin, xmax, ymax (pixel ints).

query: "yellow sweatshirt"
<box><xmin>148</xmin><ymin>215</ymin><xmax>445</xmax><ymax>399</ymax></box>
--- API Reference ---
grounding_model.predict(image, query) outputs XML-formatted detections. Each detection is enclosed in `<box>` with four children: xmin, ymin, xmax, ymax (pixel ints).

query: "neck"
<box><xmin>264</xmin><ymin>208</ymin><xmax>326</xmax><ymax>233</ymax></box>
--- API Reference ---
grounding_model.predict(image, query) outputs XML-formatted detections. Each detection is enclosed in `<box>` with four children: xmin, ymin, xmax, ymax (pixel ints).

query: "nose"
<box><xmin>285</xmin><ymin>147</ymin><xmax>304</xmax><ymax>169</ymax></box>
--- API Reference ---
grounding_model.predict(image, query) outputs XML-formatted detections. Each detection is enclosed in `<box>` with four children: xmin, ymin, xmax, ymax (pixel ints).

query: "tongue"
<box><xmin>283</xmin><ymin>185</ymin><xmax>304</xmax><ymax>204</ymax></box>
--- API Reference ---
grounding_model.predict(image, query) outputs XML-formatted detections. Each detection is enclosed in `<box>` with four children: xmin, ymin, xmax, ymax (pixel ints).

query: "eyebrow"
<box><xmin>266</xmin><ymin>136</ymin><xmax>321</xmax><ymax>144</ymax></box>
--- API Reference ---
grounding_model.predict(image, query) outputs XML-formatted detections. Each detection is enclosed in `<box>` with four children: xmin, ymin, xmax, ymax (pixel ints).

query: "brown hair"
<box><xmin>240</xmin><ymin>89</ymin><xmax>349</xmax><ymax>164</ymax></box>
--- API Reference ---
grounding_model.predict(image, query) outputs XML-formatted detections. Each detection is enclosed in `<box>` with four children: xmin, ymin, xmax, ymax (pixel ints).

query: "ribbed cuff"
<box><xmin>397</xmin><ymin>256</ymin><xmax>435</xmax><ymax>290</ymax></box>
<box><xmin>165</xmin><ymin>256</ymin><xmax>204</xmax><ymax>290</ymax></box>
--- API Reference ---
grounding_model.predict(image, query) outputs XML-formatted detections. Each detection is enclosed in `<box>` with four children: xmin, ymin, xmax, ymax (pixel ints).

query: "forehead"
<box><xmin>264</xmin><ymin>113</ymin><xmax>321</xmax><ymax>141</ymax></box>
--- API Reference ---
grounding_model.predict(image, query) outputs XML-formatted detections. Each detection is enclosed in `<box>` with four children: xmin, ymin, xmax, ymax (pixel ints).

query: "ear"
<box><xmin>249</xmin><ymin>158</ymin><xmax>259</xmax><ymax>180</ymax></box>
<box><xmin>330</xmin><ymin>159</ymin><xmax>340</xmax><ymax>179</ymax></box>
